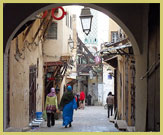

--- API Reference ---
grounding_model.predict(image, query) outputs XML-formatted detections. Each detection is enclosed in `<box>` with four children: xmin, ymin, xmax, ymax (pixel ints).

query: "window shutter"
<box><xmin>47</xmin><ymin>22</ymin><xmax>57</xmax><ymax>39</ymax></box>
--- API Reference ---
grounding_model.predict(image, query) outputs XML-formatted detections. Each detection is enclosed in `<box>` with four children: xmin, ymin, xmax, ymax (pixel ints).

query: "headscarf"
<box><xmin>47</xmin><ymin>87</ymin><xmax>56</xmax><ymax>97</ymax></box>
<box><xmin>59</xmin><ymin>86</ymin><xmax>74</xmax><ymax>109</ymax></box>
<box><xmin>67</xmin><ymin>85</ymin><xmax>72</xmax><ymax>91</ymax></box>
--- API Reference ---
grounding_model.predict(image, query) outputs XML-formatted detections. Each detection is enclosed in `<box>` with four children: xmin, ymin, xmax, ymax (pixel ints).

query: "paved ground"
<box><xmin>30</xmin><ymin>106</ymin><xmax>119</xmax><ymax>132</ymax></box>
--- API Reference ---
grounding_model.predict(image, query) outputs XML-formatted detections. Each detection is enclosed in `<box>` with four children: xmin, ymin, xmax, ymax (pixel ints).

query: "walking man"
<box><xmin>106</xmin><ymin>92</ymin><xmax>114</xmax><ymax>118</ymax></box>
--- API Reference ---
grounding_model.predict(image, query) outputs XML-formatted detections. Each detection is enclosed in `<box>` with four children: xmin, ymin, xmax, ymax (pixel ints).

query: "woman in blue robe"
<box><xmin>60</xmin><ymin>85</ymin><xmax>77</xmax><ymax>128</ymax></box>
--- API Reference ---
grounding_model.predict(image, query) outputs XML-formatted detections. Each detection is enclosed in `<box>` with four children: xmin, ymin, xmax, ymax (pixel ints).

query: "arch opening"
<box><xmin>3</xmin><ymin>3</ymin><xmax>151</xmax><ymax>132</ymax></box>
<box><xmin>4</xmin><ymin>3</ymin><xmax>140</xmax><ymax>55</ymax></box>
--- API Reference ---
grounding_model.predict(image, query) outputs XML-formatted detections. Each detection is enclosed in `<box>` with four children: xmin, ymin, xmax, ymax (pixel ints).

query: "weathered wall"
<box><xmin>116</xmin><ymin>55</ymin><xmax>136</xmax><ymax>124</ymax></box>
<box><xmin>135</xmin><ymin>44</ymin><xmax>148</xmax><ymax>131</ymax></box>
<box><xmin>108</xmin><ymin>15</ymin><xmax>147</xmax><ymax>129</ymax></box>
<box><xmin>88</xmin><ymin>77</ymin><xmax>98</xmax><ymax>105</ymax></box>
<box><xmin>43</xmin><ymin>8</ymin><xmax>77</xmax><ymax>107</ymax></box>
<box><xmin>62</xmin><ymin>7</ymin><xmax>74</xmax><ymax>56</ymax></box>
<box><xmin>43</xmin><ymin>7</ymin><xmax>73</xmax><ymax>62</ymax></box>
<box><xmin>117</xmin><ymin>56</ymin><xmax>124</xmax><ymax>119</ymax></box>
<box><xmin>108</xmin><ymin>19</ymin><xmax>120</xmax><ymax>42</ymax></box>
<box><xmin>102</xmin><ymin>64</ymin><xmax>114</xmax><ymax>105</ymax></box>
<box><xmin>97</xmin><ymin>73</ymin><xmax>103</xmax><ymax>105</ymax></box>
<box><xmin>9</xmin><ymin>20</ymin><xmax>44</xmax><ymax>128</ymax></box>
<box><xmin>43</xmin><ymin>18</ymin><xmax>63</xmax><ymax>62</ymax></box>
<box><xmin>71</xmin><ymin>14</ymin><xmax>77</xmax><ymax>73</ymax></box>
<box><xmin>66</xmin><ymin>13</ymin><xmax>77</xmax><ymax>78</ymax></box>
<box><xmin>146</xmin><ymin>4</ymin><xmax>160</xmax><ymax>131</ymax></box>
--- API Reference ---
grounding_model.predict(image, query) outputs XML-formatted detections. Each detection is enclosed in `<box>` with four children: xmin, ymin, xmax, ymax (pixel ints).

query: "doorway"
<box><xmin>29</xmin><ymin>65</ymin><xmax>37</xmax><ymax>122</ymax></box>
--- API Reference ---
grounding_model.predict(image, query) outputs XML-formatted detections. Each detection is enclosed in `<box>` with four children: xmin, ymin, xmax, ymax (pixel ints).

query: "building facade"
<box><xmin>102</xmin><ymin>18</ymin><xmax>136</xmax><ymax>127</ymax></box>
<box><xmin>7</xmin><ymin>7</ymin><xmax>77</xmax><ymax>129</ymax></box>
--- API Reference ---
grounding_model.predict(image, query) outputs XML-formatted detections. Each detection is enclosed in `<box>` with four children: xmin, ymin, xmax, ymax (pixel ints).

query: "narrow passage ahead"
<box><xmin>31</xmin><ymin>106</ymin><xmax>119</xmax><ymax>132</ymax></box>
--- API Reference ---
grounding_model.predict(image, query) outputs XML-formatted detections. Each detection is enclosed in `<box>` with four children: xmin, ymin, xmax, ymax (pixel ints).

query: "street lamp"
<box><xmin>80</xmin><ymin>7</ymin><xmax>93</xmax><ymax>36</ymax></box>
<box><xmin>68</xmin><ymin>35</ymin><xmax>74</xmax><ymax>50</ymax></box>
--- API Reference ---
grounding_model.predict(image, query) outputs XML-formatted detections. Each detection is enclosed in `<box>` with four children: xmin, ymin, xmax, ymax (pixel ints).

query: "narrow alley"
<box><xmin>3</xmin><ymin>3</ymin><xmax>160</xmax><ymax>132</ymax></box>
<box><xmin>30</xmin><ymin>106</ymin><xmax>119</xmax><ymax>132</ymax></box>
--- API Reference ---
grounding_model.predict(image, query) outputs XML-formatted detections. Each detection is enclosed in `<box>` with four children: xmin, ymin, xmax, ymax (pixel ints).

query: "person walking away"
<box><xmin>79</xmin><ymin>91</ymin><xmax>85</xmax><ymax>109</ymax></box>
<box><xmin>60</xmin><ymin>85</ymin><xmax>77</xmax><ymax>128</ymax></box>
<box><xmin>106</xmin><ymin>92</ymin><xmax>114</xmax><ymax>118</ymax></box>
<box><xmin>87</xmin><ymin>94</ymin><xmax>92</xmax><ymax>106</ymax></box>
<box><xmin>74</xmin><ymin>94</ymin><xmax>80</xmax><ymax>109</ymax></box>
<box><xmin>76</xmin><ymin>94</ymin><xmax>80</xmax><ymax>108</ymax></box>
<box><xmin>45</xmin><ymin>87</ymin><xmax>58</xmax><ymax>127</ymax></box>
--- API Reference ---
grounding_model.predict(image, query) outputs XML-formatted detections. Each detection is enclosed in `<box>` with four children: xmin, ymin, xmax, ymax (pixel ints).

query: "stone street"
<box><xmin>30</xmin><ymin>106</ymin><xmax>119</xmax><ymax>132</ymax></box>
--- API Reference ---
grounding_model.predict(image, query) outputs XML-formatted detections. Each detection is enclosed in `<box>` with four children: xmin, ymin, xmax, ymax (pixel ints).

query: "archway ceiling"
<box><xmin>4</xmin><ymin>3</ymin><xmax>149</xmax><ymax>54</ymax></box>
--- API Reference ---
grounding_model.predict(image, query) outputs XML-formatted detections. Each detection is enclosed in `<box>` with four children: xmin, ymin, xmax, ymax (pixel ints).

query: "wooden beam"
<box><xmin>41</xmin><ymin>16</ymin><xmax>53</xmax><ymax>40</ymax></box>
<box><xmin>103</xmin><ymin>55</ymin><xmax>117</xmax><ymax>62</ymax></box>
<box><xmin>44</xmin><ymin>61</ymin><xmax>64</xmax><ymax>66</ymax></box>
<box><xmin>60</xmin><ymin>56</ymin><xmax>71</xmax><ymax>61</ymax></box>
<box><xmin>23</xmin><ymin>21</ymin><xmax>35</xmax><ymax>42</ymax></box>
<box><xmin>102</xmin><ymin>52</ymin><xmax>133</xmax><ymax>56</ymax></box>
<box><xmin>32</xmin><ymin>11</ymin><xmax>50</xmax><ymax>43</ymax></box>
<box><xmin>116</xmin><ymin>49</ymin><xmax>123</xmax><ymax>56</ymax></box>
<box><xmin>77</xmin><ymin>37</ymin><xmax>95</xmax><ymax>59</ymax></box>
<box><xmin>60</xmin><ymin>65</ymin><xmax>67</xmax><ymax>75</ymax></box>
<box><xmin>53</xmin><ymin>65</ymin><xmax>61</xmax><ymax>77</ymax></box>
<box><xmin>105</xmin><ymin>38</ymin><xmax>129</xmax><ymax>47</ymax></box>
<box><xmin>119</xmin><ymin>49</ymin><xmax>130</xmax><ymax>57</ymax></box>
<box><xmin>77</xmin><ymin>64</ymin><xmax>97</xmax><ymax>66</ymax></box>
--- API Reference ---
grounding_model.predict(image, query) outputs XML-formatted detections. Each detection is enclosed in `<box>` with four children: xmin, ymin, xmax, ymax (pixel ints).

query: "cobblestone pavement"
<box><xmin>30</xmin><ymin>106</ymin><xmax>119</xmax><ymax>132</ymax></box>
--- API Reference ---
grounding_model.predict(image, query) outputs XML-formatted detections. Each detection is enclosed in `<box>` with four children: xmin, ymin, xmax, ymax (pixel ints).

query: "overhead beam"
<box><xmin>104</xmin><ymin>38</ymin><xmax>129</xmax><ymax>47</ymax></box>
<box><xmin>77</xmin><ymin>37</ymin><xmax>95</xmax><ymax>60</ymax></box>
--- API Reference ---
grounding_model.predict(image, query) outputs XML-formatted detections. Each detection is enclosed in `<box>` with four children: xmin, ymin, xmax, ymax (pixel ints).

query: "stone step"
<box><xmin>115</xmin><ymin>120</ymin><xmax>127</xmax><ymax>131</ymax></box>
<box><xmin>29</xmin><ymin>118</ymin><xmax>44</xmax><ymax>127</ymax></box>
<box><xmin>109</xmin><ymin>116</ymin><xmax>115</xmax><ymax>123</ymax></box>
<box><xmin>127</xmin><ymin>126</ymin><xmax>135</xmax><ymax>132</ymax></box>
<box><xmin>34</xmin><ymin>118</ymin><xmax>44</xmax><ymax>122</ymax></box>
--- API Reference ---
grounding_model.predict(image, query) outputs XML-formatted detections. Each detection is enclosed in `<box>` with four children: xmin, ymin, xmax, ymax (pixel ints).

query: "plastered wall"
<box><xmin>9</xmin><ymin>20</ymin><xmax>44</xmax><ymax>128</ymax></box>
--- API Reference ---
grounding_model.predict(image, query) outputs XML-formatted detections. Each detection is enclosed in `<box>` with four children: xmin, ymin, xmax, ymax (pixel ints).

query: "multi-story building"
<box><xmin>7</xmin><ymin>7</ymin><xmax>77</xmax><ymax>129</ymax></box>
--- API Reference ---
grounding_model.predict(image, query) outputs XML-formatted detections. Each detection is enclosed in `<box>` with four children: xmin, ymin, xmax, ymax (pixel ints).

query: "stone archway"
<box><xmin>3</xmin><ymin>3</ymin><xmax>150</xmax><ymax>131</ymax></box>
<box><xmin>4</xmin><ymin>3</ymin><xmax>141</xmax><ymax>55</ymax></box>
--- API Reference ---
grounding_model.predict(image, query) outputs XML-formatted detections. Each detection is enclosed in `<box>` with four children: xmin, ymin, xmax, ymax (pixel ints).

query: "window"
<box><xmin>111</xmin><ymin>31</ymin><xmax>118</xmax><ymax>43</ymax></box>
<box><xmin>29</xmin><ymin>65</ymin><xmax>37</xmax><ymax>122</ymax></box>
<box><xmin>47</xmin><ymin>22</ymin><xmax>57</xmax><ymax>39</ymax></box>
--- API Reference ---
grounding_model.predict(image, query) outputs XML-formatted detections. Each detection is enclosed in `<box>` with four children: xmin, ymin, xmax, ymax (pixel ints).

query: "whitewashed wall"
<box><xmin>102</xmin><ymin>63</ymin><xmax>114</xmax><ymax>105</ymax></box>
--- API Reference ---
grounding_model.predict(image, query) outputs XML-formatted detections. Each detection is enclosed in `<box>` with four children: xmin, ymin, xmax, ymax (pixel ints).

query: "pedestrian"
<box><xmin>87</xmin><ymin>94</ymin><xmax>92</xmax><ymax>106</ymax></box>
<box><xmin>79</xmin><ymin>90</ymin><xmax>85</xmax><ymax>109</ymax></box>
<box><xmin>60</xmin><ymin>85</ymin><xmax>77</xmax><ymax>128</ymax></box>
<box><xmin>76</xmin><ymin>93</ymin><xmax>80</xmax><ymax>108</ymax></box>
<box><xmin>106</xmin><ymin>92</ymin><xmax>114</xmax><ymax>118</ymax></box>
<box><xmin>75</xmin><ymin>94</ymin><xmax>77</xmax><ymax>102</ymax></box>
<box><xmin>45</xmin><ymin>87</ymin><xmax>58</xmax><ymax>127</ymax></box>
